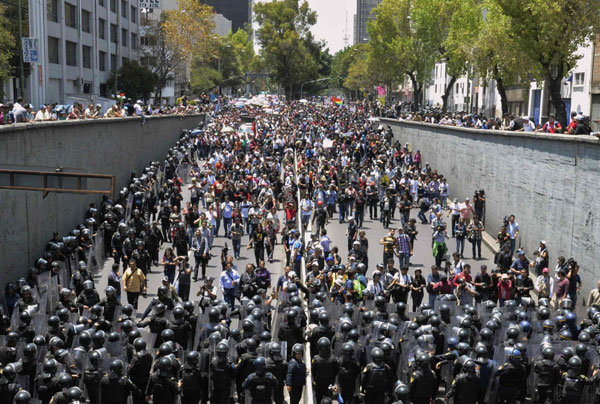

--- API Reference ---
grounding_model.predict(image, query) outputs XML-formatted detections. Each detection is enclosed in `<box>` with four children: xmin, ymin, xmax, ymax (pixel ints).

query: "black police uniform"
<box><xmin>446</xmin><ymin>372</ymin><xmax>479</xmax><ymax>404</ymax></box>
<box><xmin>100</xmin><ymin>374</ymin><xmax>138</xmax><ymax>404</ymax></box>
<box><xmin>362</xmin><ymin>362</ymin><xmax>395</xmax><ymax>404</ymax></box>
<box><xmin>533</xmin><ymin>358</ymin><xmax>560</xmax><ymax>404</ymax></box>
<box><xmin>266</xmin><ymin>357</ymin><xmax>288</xmax><ymax>404</ymax></box>
<box><xmin>145</xmin><ymin>372</ymin><xmax>180</xmax><ymax>404</ymax></box>
<box><xmin>181</xmin><ymin>363</ymin><xmax>203</xmax><ymax>404</ymax></box>
<box><xmin>242</xmin><ymin>371</ymin><xmax>278</xmax><ymax>404</ymax></box>
<box><xmin>209</xmin><ymin>357</ymin><xmax>235</xmax><ymax>404</ymax></box>
<box><xmin>129</xmin><ymin>351</ymin><xmax>153</xmax><ymax>404</ymax></box>
<box><xmin>338</xmin><ymin>357</ymin><xmax>360</xmax><ymax>403</ymax></box>
<box><xmin>312</xmin><ymin>353</ymin><xmax>339</xmax><ymax>403</ymax></box>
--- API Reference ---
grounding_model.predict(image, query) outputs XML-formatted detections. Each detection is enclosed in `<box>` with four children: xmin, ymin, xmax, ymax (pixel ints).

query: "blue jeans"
<box><xmin>429</xmin><ymin>293</ymin><xmax>437</xmax><ymax>307</ymax></box>
<box><xmin>243</xmin><ymin>217</ymin><xmax>250</xmax><ymax>234</ymax></box>
<box><xmin>223</xmin><ymin>217</ymin><xmax>232</xmax><ymax>237</ymax></box>
<box><xmin>232</xmin><ymin>238</ymin><xmax>241</xmax><ymax>259</ymax></box>
<box><xmin>510</xmin><ymin>238</ymin><xmax>516</xmax><ymax>257</ymax></box>
<box><xmin>440</xmin><ymin>196</ymin><xmax>448</xmax><ymax>209</ymax></box>
<box><xmin>472</xmin><ymin>239</ymin><xmax>482</xmax><ymax>258</ymax></box>
<box><xmin>418</xmin><ymin>210</ymin><xmax>428</xmax><ymax>224</ymax></box>
<box><xmin>338</xmin><ymin>202</ymin><xmax>346</xmax><ymax>222</ymax></box>
<box><xmin>223</xmin><ymin>287</ymin><xmax>237</xmax><ymax>308</ymax></box>
<box><xmin>398</xmin><ymin>252</ymin><xmax>410</xmax><ymax>268</ymax></box>
<box><xmin>215</xmin><ymin>218</ymin><xmax>221</xmax><ymax>236</ymax></box>
<box><xmin>456</xmin><ymin>238</ymin><xmax>465</xmax><ymax>256</ymax></box>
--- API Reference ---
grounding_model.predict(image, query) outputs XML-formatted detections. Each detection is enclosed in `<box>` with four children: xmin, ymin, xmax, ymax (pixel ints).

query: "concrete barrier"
<box><xmin>383</xmin><ymin>118</ymin><xmax>600</xmax><ymax>298</ymax></box>
<box><xmin>0</xmin><ymin>114</ymin><xmax>205</xmax><ymax>285</ymax></box>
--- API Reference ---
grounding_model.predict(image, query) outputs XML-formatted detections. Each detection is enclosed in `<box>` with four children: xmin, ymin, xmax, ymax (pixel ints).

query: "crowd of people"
<box><xmin>395</xmin><ymin>108</ymin><xmax>596</xmax><ymax>135</ymax></box>
<box><xmin>0</xmin><ymin>94</ymin><xmax>215</xmax><ymax>124</ymax></box>
<box><xmin>1</xmin><ymin>96</ymin><xmax>600</xmax><ymax>404</ymax></box>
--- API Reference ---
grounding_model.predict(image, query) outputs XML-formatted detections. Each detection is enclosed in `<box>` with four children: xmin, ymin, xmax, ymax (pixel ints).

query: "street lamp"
<box><xmin>300</xmin><ymin>77</ymin><xmax>329</xmax><ymax>99</ymax></box>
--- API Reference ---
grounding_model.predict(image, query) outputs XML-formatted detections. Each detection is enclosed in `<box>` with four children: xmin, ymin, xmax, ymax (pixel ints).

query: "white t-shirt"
<box><xmin>523</xmin><ymin>120</ymin><xmax>535</xmax><ymax>132</ymax></box>
<box><xmin>134</xmin><ymin>103</ymin><xmax>143</xmax><ymax>116</ymax></box>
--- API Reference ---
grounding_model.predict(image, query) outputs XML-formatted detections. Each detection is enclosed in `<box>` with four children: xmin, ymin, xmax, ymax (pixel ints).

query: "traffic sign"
<box><xmin>139</xmin><ymin>0</ymin><xmax>161</xmax><ymax>9</ymax></box>
<box><xmin>22</xmin><ymin>38</ymin><xmax>38</xmax><ymax>63</ymax></box>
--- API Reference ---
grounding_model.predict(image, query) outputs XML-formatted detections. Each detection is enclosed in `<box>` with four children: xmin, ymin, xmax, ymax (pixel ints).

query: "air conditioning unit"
<box><xmin>74</xmin><ymin>78</ymin><xmax>83</xmax><ymax>87</ymax></box>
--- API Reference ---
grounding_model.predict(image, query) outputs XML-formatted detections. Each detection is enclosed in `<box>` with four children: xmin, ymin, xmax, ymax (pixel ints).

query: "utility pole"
<box><xmin>17</xmin><ymin>0</ymin><xmax>25</xmax><ymax>98</ymax></box>
<box><xmin>114</xmin><ymin>0</ymin><xmax>120</xmax><ymax>98</ymax></box>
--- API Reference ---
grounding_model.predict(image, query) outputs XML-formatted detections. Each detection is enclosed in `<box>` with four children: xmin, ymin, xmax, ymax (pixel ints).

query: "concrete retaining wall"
<box><xmin>0</xmin><ymin>114</ymin><xmax>205</xmax><ymax>285</ymax></box>
<box><xmin>384</xmin><ymin>118</ymin><xmax>600</xmax><ymax>296</ymax></box>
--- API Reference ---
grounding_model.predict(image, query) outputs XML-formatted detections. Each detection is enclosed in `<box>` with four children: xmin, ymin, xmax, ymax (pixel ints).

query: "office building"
<box><xmin>27</xmin><ymin>0</ymin><xmax>141</xmax><ymax>108</ymax></box>
<box><xmin>200</xmin><ymin>0</ymin><xmax>251</xmax><ymax>33</ymax></box>
<box><xmin>354</xmin><ymin>0</ymin><xmax>381</xmax><ymax>44</ymax></box>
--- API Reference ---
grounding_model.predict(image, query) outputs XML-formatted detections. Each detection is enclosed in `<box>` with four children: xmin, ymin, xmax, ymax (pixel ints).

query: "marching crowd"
<box><xmin>1</xmin><ymin>97</ymin><xmax>600</xmax><ymax>404</ymax></box>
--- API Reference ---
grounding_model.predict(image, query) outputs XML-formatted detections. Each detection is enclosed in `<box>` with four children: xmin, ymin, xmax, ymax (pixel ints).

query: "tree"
<box><xmin>254</xmin><ymin>0</ymin><xmax>323</xmax><ymax>99</ymax></box>
<box><xmin>162</xmin><ymin>0</ymin><xmax>218</xmax><ymax>63</ymax></box>
<box><xmin>445</xmin><ymin>0</ymin><xmax>526</xmax><ymax>115</ymax></box>
<box><xmin>106</xmin><ymin>61</ymin><xmax>158</xmax><ymax>101</ymax></box>
<box><xmin>140</xmin><ymin>13</ymin><xmax>184</xmax><ymax>104</ymax></box>
<box><xmin>367</xmin><ymin>0</ymin><xmax>437</xmax><ymax>111</ymax></box>
<box><xmin>0</xmin><ymin>5</ymin><xmax>14</xmax><ymax>100</ymax></box>
<box><xmin>190</xmin><ymin>64</ymin><xmax>222</xmax><ymax>94</ymax></box>
<box><xmin>495</xmin><ymin>0</ymin><xmax>600</xmax><ymax>126</ymax></box>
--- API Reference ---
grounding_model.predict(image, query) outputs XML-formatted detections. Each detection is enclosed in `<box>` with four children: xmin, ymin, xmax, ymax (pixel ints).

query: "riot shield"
<box><xmin>58</xmin><ymin>262</ymin><xmax>70</xmax><ymax>291</ymax></box>
<box><xmin>125</xmin><ymin>194</ymin><xmax>134</xmax><ymax>223</ymax></box>
<box><xmin>94</xmin><ymin>232</ymin><xmax>106</xmax><ymax>269</ymax></box>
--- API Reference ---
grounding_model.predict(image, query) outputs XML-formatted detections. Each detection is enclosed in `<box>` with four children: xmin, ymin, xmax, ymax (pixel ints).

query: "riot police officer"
<box><xmin>242</xmin><ymin>357</ymin><xmax>278</xmax><ymax>404</ymax></box>
<box><xmin>495</xmin><ymin>349</ymin><xmax>527</xmax><ymax>404</ymax></box>
<box><xmin>137</xmin><ymin>303</ymin><xmax>169</xmax><ymax>347</ymax></box>
<box><xmin>236</xmin><ymin>337</ymin><xmax>259</xmax><ymax>403</ymax></box>
<box><xmin>100</xmin><ymin>359</ymin><xmax>138</xmax><ymax>404</ymax></box>
<box><xmin>408</xmin><ymin>352</ymin><xmax>436</xmax><ymax>404</ymax></box>
<box><xmin>266</xmin><ymin>342</ymin><xmax>287</xmax><ymax>404</ymax></box>
<box><xmin>362</xmin><ymin>347</ymin><xmax>395</xmax><ymax>404</ymax></box>
<box><xmin>311</xmin><ymin>337</ymin><xmax>339</xmax><ymax>403</ymax></box>
<box><xmin>35</xmin><ymin>359</ymin><xmax>60</xmax><ymax>404</ymax></box>
<box><xmin>210</xmin><ymin>342</ymin><xmax>235</xmax><ymax>404</ymax></box>
<box><xmin>181</xmin><ymin>351</ymin><xmax>203</xmax><ymax>404</ymax></box>
<box><xmin>533</xmin><ymin>346</ymin><xmax>560</xmax><ymax>404</ymax></box>
<box><xmin>129</xmin><ymin>338</ymin><xmax>153</xmax><ymax>404</ymax></box>
<box><xmin>146</xmin><ymin>357</ymin><xmax>181</xmax><ymax>404</ymax></box>
<box><xmin>338</xmin><ymin>342</ymin><xmax>360</xmax><ymax>404</ymax></box>
<box><xmin>83</xmin><ymin>351</ymin><xmax>104</xmax><ymax>404</ymax></box>
<box><xmin>445</xmin><ymin>359</ymin><xmax>479</xmax><ymax>404</ymax></box>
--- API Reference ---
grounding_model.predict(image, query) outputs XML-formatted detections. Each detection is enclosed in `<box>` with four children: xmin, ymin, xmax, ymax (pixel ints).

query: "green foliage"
<box><xmin>106</xmin><ymin>61</ymin><xmax>158</xmax><ymax>101</ymax></box>
<box><xmin>190</xmin><ymin>64</ymin><xmax>222</xmax><ymax>95</ymax></box>
<box><xmin>254</xmin><ymin>0</ymin><xmax>324</xmax><ymax>99</ymax></box>
<box><xmin>0</xmin><ymin>5</ymin><xmax>14</xmax><ymax>100</ymax></box>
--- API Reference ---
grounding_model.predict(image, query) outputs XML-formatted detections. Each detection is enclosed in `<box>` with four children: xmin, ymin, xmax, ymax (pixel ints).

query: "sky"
<box><xmin>306</xmin><ymin>0</ymin><xmax>356</xmax><ymax>53</ymax></box>
<box><xmin>254</xmin><ymin>0</ymin><xmax>357</xmax><ymax>54</ymax></box>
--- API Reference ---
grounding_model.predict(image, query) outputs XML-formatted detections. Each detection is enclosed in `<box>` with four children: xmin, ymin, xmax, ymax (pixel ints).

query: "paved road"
<box><xmin>93</xmin><ymin>172</ymin><xmax>287</xmax><ymax>320</ymax></box>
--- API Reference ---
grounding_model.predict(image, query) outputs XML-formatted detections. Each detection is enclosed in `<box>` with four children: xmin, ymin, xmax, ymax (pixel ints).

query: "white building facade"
<box><xmin>27</xmin><ymin>0</ymin><xmax>141</xmax><ymax>108</ymax></box>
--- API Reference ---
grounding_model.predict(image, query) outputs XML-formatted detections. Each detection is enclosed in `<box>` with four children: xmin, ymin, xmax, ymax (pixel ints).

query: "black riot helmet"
<box><xmin>110</xmin><ymin>359</ymin><xmax>124</xmax><ymax>376</ymax></box>
<box><xmin>317</xmin><ymin>337</ymin><xmax>331</xmax><ymax>356</ymax></box>
<box><xmin>134</xmin><ymin>338</ymin><xmax>147</xmax><ymax>352</ymax></box>
<box><xmin>542</xmin><ymin>347</ymin><xmax>555</xmax><ymax>360</ymax></box>
<box><xmin>186</xmin><ymin>351</ymin><xmax>200</xmax><ymax>365</ymax></box>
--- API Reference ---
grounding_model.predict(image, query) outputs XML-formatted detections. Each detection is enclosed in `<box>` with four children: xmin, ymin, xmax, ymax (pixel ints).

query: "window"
<box><xmin>131</xmin><ymin>33</ymin><xmax>137</xmax><ymax>50</ymax></box>
<box><xmin>65</xmin><ymin>3</ymin><xmax>77</xmax><ymax>28</ymax></box>
<box><xmin>98</xmin><ymin>18</ymin><xmax>106</xmax><ymax>39</ymax></box>
<box><xmin>48</xmin><ymin>36</ymin><xmax>59</xmax><ymax>64</ymax></box>
<box><xmin>48</xmin><ymin>0</ymin><xmax>58</xmax><ymax>22</ymax></box>
<box><xmin>100</xmin><ymin>83</ymin><xmax>108</xmax><ymax>97</ymax></box>
<box><xmin>98</xmin><ymin>0</ymin><xmax>104</xmax><ymax>6</ymax></box>
<box><xmin>122</xmin><ymin>28</ymin><xmax>127</xmax><ymax>47</ymax></box>
<box><xmin>575</xmin><ymin>72</ymin><xmax>585</xmax><ymax>86</ymax></box>
<box><xmin>131</xmin><ymin>6</ymin><xmax>137</xmax><ymax>23</ymax></box>
<box><xmin>82</xmin><ymin>10</ymin><xmax>91</xmax><ymax>33</ymax></box>
<box><xmin>111</xmin><ymin>53</ymin><xmax>117</xmax><ymax>71</ymax></box>
<box><xmin>99</xmin><ymin>51</ymin><xmax>106</xmax><ymax>71</ymax></box>
<box><xmin>66</xmin><ymin>41</ymin><xmax>77</xmax><ymax>66</ymax></box>
<box><xmin>110</xmin><ymin>0</ymin><xmax>116</xmax><ymax>12</ymax></box>
<box><xmin>435</xmin><ymin>84</ymin><xmax>437</xmax><ymax>93</ymax></box>
<box><xmin>456</xmin><ymin>83</ymin><xmax>459</xmax><ymax>93</ymax></box>
<box><xmin>110</xmin><ymin>24</ymin><xmax>117</xmax><ymax>43</ymax></box>
<box><xmin>435</xmin><ymin>66</ymin><xmax>438</xmax><ymax>79</ymax></box>
<box><xmin>83</xmin><ymin>45</ymin><xmax>91</xmax><ymax>68</ymax></box>
<box><xmin>121</xmin><ymin>0</ymin><xmax>127</xmax><ymax>18</ymax></box>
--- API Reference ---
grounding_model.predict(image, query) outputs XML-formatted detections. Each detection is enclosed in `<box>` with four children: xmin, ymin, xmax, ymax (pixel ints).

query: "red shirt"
<box><xmin>541</xmin><ymin>121</ymin><xmax>562</xmax><ymax>133</ymax></box>
<box><xmin>498</xmin><ymin>280</ymin><xmax>512</xmax><ymax>299</ymax></box>
<box><xmin>453</xmin><ymin>272</ymin><xmax>472</xmax><ymax>287</ymax></box>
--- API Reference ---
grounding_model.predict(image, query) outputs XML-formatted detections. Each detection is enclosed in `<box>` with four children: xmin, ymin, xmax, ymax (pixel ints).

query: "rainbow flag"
<box><xmin>332</xmin><ymin>96</ymin><xmax>342</xmax><ymax>106</ymax></box>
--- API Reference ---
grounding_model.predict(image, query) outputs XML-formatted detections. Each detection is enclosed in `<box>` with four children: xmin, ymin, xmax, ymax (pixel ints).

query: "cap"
<box><xmin>311</xmin><ymin>261</ymin><xmax>319</xmax><ymax>266</ymax></box>
<box><xmin>348</xmin><ymin>216</ymin><xmax>354</xmax><ymax>220</ymax></box>
<box><xmin>518</xmin><ymin>250</ymin><xmax>525</xmax><ymax>256</ymax></box>
<box><xmin>576</xmin><ymin>114</ymin><xmax>584</xmax><ymax>121</ymax></box>
<box><xmin>162</xmin><ymin>276</ymin><xmax>170</xmax><ymax>283</ymax></box>
<box><xmin>540</xmin><ymin>240</ymin><xmax>547</xmax><ymax>245</ymax></box>
<box><xmin>522</xmin><ymin>115</ymin><xmax>529</xmax><ymax>120</ymax></box>
<box><xmin>542</xmin><ymin>268</ymin><xmax>549</xmax><ymax>274</ymax></box>
<box><xmin>353</xmin><ymin>240</ymin><xmax>360</xmax><ymax>245</ymax></box>
<box><xmin>502</xmin><ymin>274</ymin><xmax>509</xmax><ymax>280</ymax></box>
<box><xmin>288</xmin><ymin>271</ymin><xmax>297</xmax><ymax>278</ymax></box>
<box><xmin>465</xmin><ymin>198</ymin><xmax>470</xmax><ymax>201</ymax></box>
<box><xmin>453</xmin><ymin>198</ymin><xmax>458</xmax><ymax>203</ymax></box>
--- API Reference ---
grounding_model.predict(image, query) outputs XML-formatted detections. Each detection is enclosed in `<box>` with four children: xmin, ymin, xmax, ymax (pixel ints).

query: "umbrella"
<box><xmin>221</xmin><ymin>126</ymin><xmax>235</xmax><ymax>133</ymax></box>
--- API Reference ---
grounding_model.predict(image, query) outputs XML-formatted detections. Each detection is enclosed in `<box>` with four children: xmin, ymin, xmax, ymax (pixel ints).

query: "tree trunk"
<box><xmin>546</xmin><ymin>66</ymin><xmax>567</xmax><ymax>128</ymax></box>
<box><xmin>408</xmin><ymin>73</ymin><xmax>421</xmax><ymax>112</ymax></box>
<box><xmin>495</xmin><ymin>74</ymin><xmax>508</xmax><ymax>116</ymax></box>
<box><xmin>441</xmin><ymin>76</ymin><xmax>457</xmax><ymax>113</ymax></box>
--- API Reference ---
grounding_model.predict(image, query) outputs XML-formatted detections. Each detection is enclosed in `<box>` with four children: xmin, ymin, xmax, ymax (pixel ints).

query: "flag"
<box><xmin>332</xmin><ymin>96</ymin><xmax>342</xmax><ymax>106</ymax></box>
